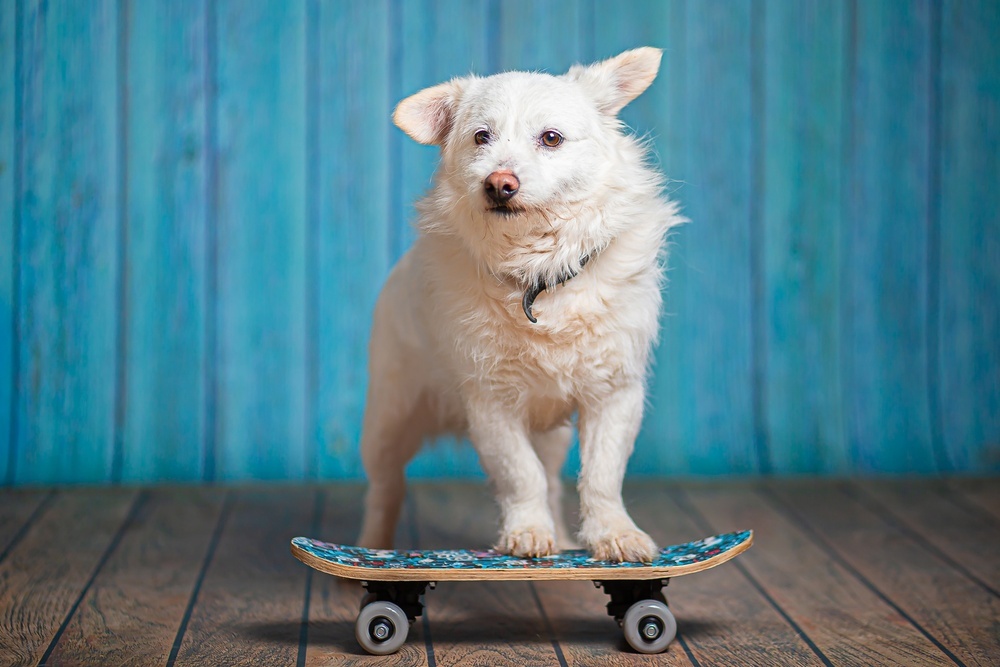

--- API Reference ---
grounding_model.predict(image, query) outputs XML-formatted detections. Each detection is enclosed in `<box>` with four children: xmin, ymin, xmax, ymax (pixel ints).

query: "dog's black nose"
<box><xmin>484</xmin><ymin>170</ymin><xmax>520</xmax><ymax>203</ymax></box>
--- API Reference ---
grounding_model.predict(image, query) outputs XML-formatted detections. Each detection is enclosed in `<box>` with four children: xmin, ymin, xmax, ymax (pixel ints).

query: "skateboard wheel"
<box><xmin>356</xmin><ymin>600</ymin><xmax>409</xmax><ymax>655</ymax></box>
<box><xmin>622</xmin><ymin>599</ymin><xmax>676</xmax><ymax>654</ymax></box>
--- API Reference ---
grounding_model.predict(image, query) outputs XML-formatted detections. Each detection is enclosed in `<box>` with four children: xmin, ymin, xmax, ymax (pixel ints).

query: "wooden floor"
<box><xmin>0</xmin><ymin>479</ymin><xmax>997</xmax><ymax>666</ymax></box>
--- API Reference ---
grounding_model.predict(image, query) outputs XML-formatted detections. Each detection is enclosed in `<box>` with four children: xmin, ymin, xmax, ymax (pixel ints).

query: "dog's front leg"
<box><xmin>467</xmin><ymin>393</ymin><xmax>557</xmax><ymax>557</ymax></box>
<box><xmin>577</xmin><ymin>383</ymin><xmax>658</xmax><ymax>562</ymax></box>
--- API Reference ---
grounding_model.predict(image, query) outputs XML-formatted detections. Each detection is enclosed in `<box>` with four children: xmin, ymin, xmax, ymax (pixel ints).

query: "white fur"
<box><xmin>357</xmin><ymin>48</ymin><xmax>684</xmax><ymax>562</ymax></box>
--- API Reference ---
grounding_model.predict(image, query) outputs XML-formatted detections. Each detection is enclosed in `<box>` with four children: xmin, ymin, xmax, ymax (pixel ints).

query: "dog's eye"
<box><xmin>540</xmin><ymin>130</ymin><xmax>564</xmax><ymax>148</ymax></box>
<box><xmin>474</xmin><ymin>129</ymin><xmax>491</xmax><ymax>146</ymax></box>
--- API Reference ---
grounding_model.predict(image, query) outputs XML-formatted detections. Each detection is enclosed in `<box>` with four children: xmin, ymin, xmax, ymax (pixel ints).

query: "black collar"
<box><xmin>521</xmin><ymin>251</ymin><xmax>596</xmax><ymax>323</ymax></box>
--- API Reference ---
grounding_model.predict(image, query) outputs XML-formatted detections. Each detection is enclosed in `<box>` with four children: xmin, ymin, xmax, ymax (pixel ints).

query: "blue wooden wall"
<box><xmin>1</xmin><ymin>0</ymin><xmax>998</xmax><ymax>485</ymax></box>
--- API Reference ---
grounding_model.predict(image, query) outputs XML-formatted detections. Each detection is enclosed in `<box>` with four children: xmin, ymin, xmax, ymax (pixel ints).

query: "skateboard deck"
<box><xmin>290</xmin><ymin>529</ymin><xmax>753</xmax><ymax>582</ymax></box>
<box><xmin>291</xmin><ymin>529</ymin><xmax>752</xmax><ymax>655</ymax></box>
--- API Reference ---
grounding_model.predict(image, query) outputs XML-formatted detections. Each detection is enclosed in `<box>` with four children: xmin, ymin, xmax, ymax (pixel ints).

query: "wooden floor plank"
<box><xmin>0</xmin><ymin>488</ymin><xmax>138</xmax><ymax>666</ymax></box>
<box><xmin>855</xmin><ymin>480</ymin><xmax>1000</xmax><ymax>597</ymax></box>
<box><xmin>411</xmin><ymin>482</ymin><xmax>562</xmax><ymax>667</ymax></box>
<box><xmin>42</xmin><ymin>488</ymin><xmax>228</xmax><ymax>666</ymax></box>
<box><xmin>0</xmin><ymin>489</ymin><xmax>54</xmax><ymax>560</ymax></box>
<box><xmin>303</xmin><ymin>483</ymin><xmax>429</xmax><ymax>666</ymax></box>
<box><xmin>635</xmin><ymin>482</ymin><xmax>827</xmax><ymax>666</ymax></box>
<box><xmin>683</xmin><ymin>483</ymin><xmax>954</xmax><ymax>666</ymax></box>
<box><xmin>171</xmin><ymin>487</ymin><xmax>316</xmax><ymax>666</ymax></box>
<box><xmin>947</xmin><ymin>477</ymin><xmax>1000</xmax><ymax>524</ymax></box>
<box><xmin>771</xmin><ymin>482</ymin><xmax>998</xmax><ymax>666</ymax></box>
<box><xmin>529</xmin><ymin>485</ymin><xmax>692</xmax><ymax>666</ymax></box>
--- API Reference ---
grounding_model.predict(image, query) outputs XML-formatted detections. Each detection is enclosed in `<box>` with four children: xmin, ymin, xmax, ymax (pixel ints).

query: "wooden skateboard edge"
<box><xmin>290</xmin><ymin>530</ymin><xmax>753</xmax><ymax>582</ymax></box>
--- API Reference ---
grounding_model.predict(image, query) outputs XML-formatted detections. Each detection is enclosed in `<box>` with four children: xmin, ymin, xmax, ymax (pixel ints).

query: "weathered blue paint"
<box><xmin>647</xmin><ymin>0</ymin><xmax>759</xmax><ymax>476</ymax></box>
<box><xmin>15</xmin><ymin>0</ymin><xmax>120</xmax><ymax>484</ymax></box>
<box><xmin>1</xmin><ymin>0</ymin><xmax>17</xmax><ymax>485</ymax></box>
<box><xmin>395</xmin><ymin>0</ymin><xmax>494</xmax><ymax>479</ymax></box>
<box><xmin>213</xmin><ymin>0</ymin><xmax>309</xmax><ymax>480</ymax></box>
<box><xmin>937</xmin><ymin>0</ymin><xmax>1000</xmax><ymax>472</ymax></box>
<box><xmin>843</xmin><ymin>1</ymin><xmax>938</xmax><ymax>474</ymax></box>
<box><xmin>120</xmin><ymin>0</ymin><xmax>210</xmax><ymax>482</ymax></box>
<box><xmin>1</xmin><ymin>1</ymin><xmax>998</xmax><ymax>485</ymax></box>
<box><xmin>315</xmin><ymin>0</ymin><xmax>392</xmax><ymax>479</ymax></box>
<box><xmin>761</xmin><ymin>0</ymin><xmax>846</xmax><ymax>474</ymax></box>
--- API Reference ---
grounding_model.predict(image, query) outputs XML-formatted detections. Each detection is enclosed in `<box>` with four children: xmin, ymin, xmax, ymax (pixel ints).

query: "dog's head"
<box><xmin>393</xmin><ymin>47</ymin><xmax>664</xmax><ymax>289</ymax></box>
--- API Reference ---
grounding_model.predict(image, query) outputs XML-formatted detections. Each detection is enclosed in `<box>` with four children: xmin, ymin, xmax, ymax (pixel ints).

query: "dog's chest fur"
<box><xmin>403</xmin><ymin>227</ymin><xmax>663</xmax><ymax>432</ymax></box>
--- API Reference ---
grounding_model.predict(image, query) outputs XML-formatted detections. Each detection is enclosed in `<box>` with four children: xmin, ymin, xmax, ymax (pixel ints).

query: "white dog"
<box><xmin>356</xmin><ymin>47</ymin><xmax>682</xmax><ymax>562</ymax></box>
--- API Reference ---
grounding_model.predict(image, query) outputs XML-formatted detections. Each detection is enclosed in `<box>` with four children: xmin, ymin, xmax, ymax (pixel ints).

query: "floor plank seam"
<box><xmin>297</xmin><ymin>488</ymin><xmax>325</xmax><ymax>667</ymax></box>
<box><xmin>528</xmin><ymin>581</ymin><xmax>569</xmax><ymax>667</ymax></box>
<box><xmin>166</xmin><ymin>489</ymin><xmax>235</xmax><ymax>667</ymax></box>
<box><xmin>842</xmin><ymin>482</ymin><xmax>1000</xmax><ymax>598</ymax></box>
<box><xmin>37</xmin><ymin>490</ymin><xmax>148</xmax><ymax>666</ymax></box>
<box><xmin>670</xmin><ymin>487</ymin><xmax>835</xmax><ymax>667</ymax></box>
<box><xmin>941</xmin><ymin>485</ymin><xmax>1000</xmax><ymax>528</ymax></box>
<box><xmin>0</xmin><ymin>489</ymin><xmax>58</xmax><ymax>565</ymax></box>
<box><xmin>405</xmin><ymin>489</ymin><xmax>437</xmax><ymax>667</ymax></box>
<box><xmin>758</xmin><ymin>487</ymin><xmax>968</xmax><ymax>667</ymax></box>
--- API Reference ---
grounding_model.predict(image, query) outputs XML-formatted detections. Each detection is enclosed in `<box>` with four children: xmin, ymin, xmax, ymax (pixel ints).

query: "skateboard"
<box><xmin>291</xmin><ymin>529</ymin><xmax>753</xmax><ymax>655</ymax></box>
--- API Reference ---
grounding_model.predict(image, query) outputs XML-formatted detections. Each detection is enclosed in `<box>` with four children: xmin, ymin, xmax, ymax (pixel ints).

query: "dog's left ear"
<box><xmin>393</xmin><ymin>79</ymin><xmax>467</xmax><ymax>145</ymax></box>
<box><xmin>566</xmin><ymin>47</ymin><xmax>662</xmax><ymax>116</ymax></box>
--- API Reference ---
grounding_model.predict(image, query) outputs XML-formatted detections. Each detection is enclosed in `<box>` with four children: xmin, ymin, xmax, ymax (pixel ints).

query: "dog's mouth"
<box><xmin>487</xmin><ymin>204</ymin><xmax>524</xmax><ymax>217</ymax></box>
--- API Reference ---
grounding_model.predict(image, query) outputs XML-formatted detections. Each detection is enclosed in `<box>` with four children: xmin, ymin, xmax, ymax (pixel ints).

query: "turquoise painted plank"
<box><xmin>214</xmin><ymin>1</ymin><xmax>308</xmax><ymax>480</ymax></box>
<box><xmin>843</xmin><ymin>1</ymin><xmax>937</xmax><ymax>473</ymax></box>
<box><xmin>392</xmin><ymin>0</ymin><xmax>493</xmax><ymax>264</ymax></box>
<box><xmin>937</xmin><ymin>0</ymin><xmax>1000</xmax><ymax>472</ymax></box>
<box><xmin>497</xmin><ymin>0</ymin><xmax>585</xmax><ymax>73</ymax></box>
<box><xmin>120</xmin><ymin>0</ymin><xmax>208</xmax><ymax>482</ymax></box>
<box><xmin>647</xmin><ymin>0</ymin><xmax>758</xmax><ymax>475</ymax></box>
<box><xmin>1</xmin><ymin>0</ymin><xmax>16</xmax><ymax>484</ymax></box>
<box><xmin>314</xmin><ymin>1</ymin><xmax>391</xmax><ymax>479</ymax></box>
<box><xmin>762</xmin><ymin>0</ymin><xmax>846</xmax><ymax>474</ymax></box>
<box><xmin>588</xmin><ymin>2</ymin><xmax>681</xmax><ymax>475</ymax></box>
<box><xmin>481</xmin><ymin>0</ymin><xmax>589</xmax><ymax>480</ymax></box>
<box><xmin>392</xmin><ymin>0</ymin><xmax>492</xmax><ymax>479</ymax></box>
<box><xmin>15</xmin><ymin>0</ymin><xmax>120</xmax><ymax>484</ymax></box>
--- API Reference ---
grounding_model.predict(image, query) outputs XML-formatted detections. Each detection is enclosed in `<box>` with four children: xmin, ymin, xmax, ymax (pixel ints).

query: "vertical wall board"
<box><xmin>394</xmin><ymin>0</ymin><xmax>493</xmax><ymax>478</ymax></box>
<box><xmin>648</xmin><ymin>0</ymin><xmax>758</xmax><ymax>475</ymax></box>
<box><xmin>843</xmin><ymin>2</ymin><xmax>937</xmax><ymax>473</ymax></box>
<box><xmin>496</xmin><ymin>0</ymin><xmax>585</xmax><ymax>74</ymax></box>
<box><xmin>483</xmin><ymin>0</ymin><xmax>590</xmax><ymax>480</ymax></box>
<box><xmin>120</xmin><ymin>0</ymin><xmax>208</xmax><ymax>482</ymax></box>
<box><xmin>0</xmin><ymin>0</ymin><xmax>16</xmax><ymax>483</ymax></box>
<box><xmin>588</xmin><ymin>2</ymin><xmax>684</xmax><ymax>475</ymax></box>
<box><xmin>315</xmin><ymin>1</ymin><xmax>391</xmax><ymax>479</ymax></box>
<box><xmin>391</xmin><ymin>0</ymin><xmax>494</xmax><ymax>268</ymax></box>
<box><xmin>214</xmin><ymin>1</ymin><xmax>308</xmax><ymax>480</ymax></box>
<box><xmin>15</xmin><ymin>1</ymin><xmax>120</xmax><ymax>484</ymax></box>
<box><xmin>762</xmin><ymin>0</ymin><xmax>846</xmax><ymax>473</ymax></box>
<box><xmin>938</xmin><ymin>0</ymin><xmax>1000</xmax><ymax>472</ymax></box>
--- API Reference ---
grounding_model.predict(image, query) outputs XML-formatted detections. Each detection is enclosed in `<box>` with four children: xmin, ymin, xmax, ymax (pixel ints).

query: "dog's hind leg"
<box><xmin>357</xmin><ymin>388</ymin><xmax>425</xmax><ymax>550</ymax></box>
<box><xmin>532</xmin><ymin>424</ymin><xmax>579</xmax><ymax>550</ymax></box>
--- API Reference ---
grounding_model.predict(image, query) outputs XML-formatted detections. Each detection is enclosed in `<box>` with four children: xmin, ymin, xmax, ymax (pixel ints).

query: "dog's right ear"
<box><xmin>393</xmin><ymin>79</ymin><xmax>466</xmax><ymax>145</ymax></box>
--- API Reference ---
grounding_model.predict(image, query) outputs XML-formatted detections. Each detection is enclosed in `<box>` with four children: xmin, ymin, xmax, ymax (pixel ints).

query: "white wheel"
<box><xmin>355</xmin><ymin>600</ymin><xmax>409</xmax><ymax>655</ymax></box>
<box><xmin>622</xmin><ymin>599</ymin><xmax>676</xmax><ymax>654</ymax></box>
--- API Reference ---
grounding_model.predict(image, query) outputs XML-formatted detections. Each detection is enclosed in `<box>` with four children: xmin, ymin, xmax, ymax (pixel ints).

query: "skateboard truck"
<box><xmin>596</xmin><ymin>578</ymin><xmax>676</xmax><ymax>653</ymax></box>
<box><xmin>360</xmin><ymin>580</ymin><xmax>428</xmax><ymax>622</ymax></box>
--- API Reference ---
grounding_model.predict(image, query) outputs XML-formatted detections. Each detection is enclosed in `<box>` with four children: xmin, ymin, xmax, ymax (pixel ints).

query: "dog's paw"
<box><xmin>498</xmin><ymin>526</ymin><xmax>558</xmax><ymax>558</ymax></box>
<box><xmin>587</xmin><ymin>528</ymin><xmax>658</xmax><ymax>563</ymax></box>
